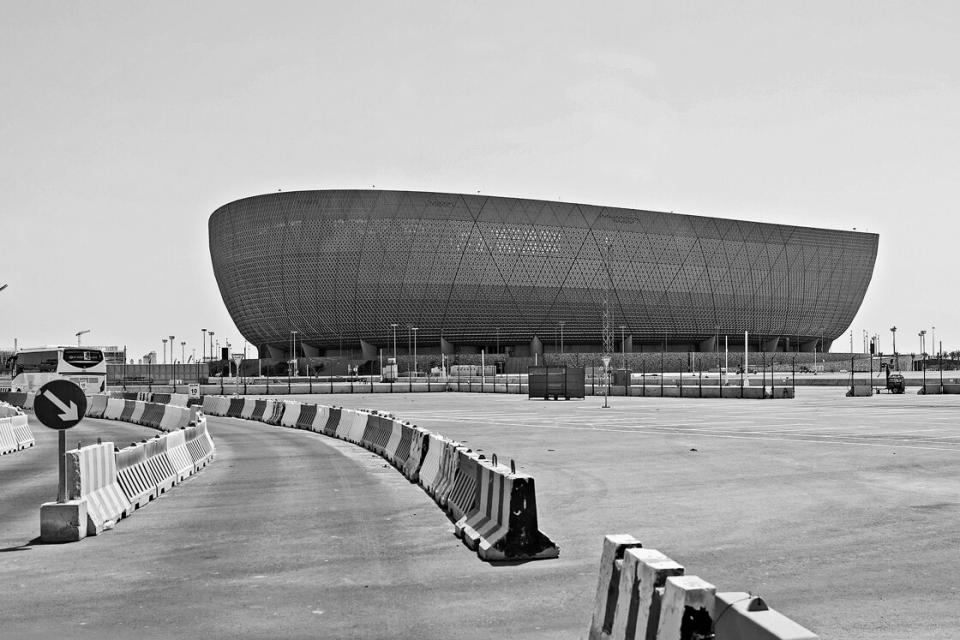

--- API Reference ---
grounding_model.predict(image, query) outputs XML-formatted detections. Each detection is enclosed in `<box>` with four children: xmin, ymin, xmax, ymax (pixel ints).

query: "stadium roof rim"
<box><xmin>220</xmin><ymin>188</ymin><xmax>878</xmax><ymax>238</ymax></box>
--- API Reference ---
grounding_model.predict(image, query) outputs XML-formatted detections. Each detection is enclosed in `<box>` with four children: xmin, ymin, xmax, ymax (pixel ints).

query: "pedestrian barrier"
<box><xmin>588</xmin><ymin>533</ymin><xmax>819</xmax><ymax>640</ymax></box>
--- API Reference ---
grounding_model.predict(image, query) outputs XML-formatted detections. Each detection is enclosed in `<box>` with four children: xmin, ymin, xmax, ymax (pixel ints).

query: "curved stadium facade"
<box><xmin>209</xmin><ymin>190</ymin><xmax>878</xmax><ymax>360</ymax></box>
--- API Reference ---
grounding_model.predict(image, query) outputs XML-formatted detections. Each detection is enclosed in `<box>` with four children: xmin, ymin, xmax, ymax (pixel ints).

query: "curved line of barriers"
<box><xmin>201</xmin><ymin>394</ymin><xmax>560</xmax><ymax>562</ymax></box>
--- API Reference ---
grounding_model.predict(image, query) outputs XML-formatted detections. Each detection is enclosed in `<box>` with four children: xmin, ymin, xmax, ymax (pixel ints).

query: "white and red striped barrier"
<box><xmin>65</xmin><ymin>442</ymin><xmax>131</xmax><ymax>535</ymax></box>
<box><xmin>588</xmin><ymin>533</ymin><xmax>819</xmax><ymax>640</ymax></box>
<box><xmin>0</xmin><ymin>403</ymin><xmax>35</xmax><ymax>455</ymax></box>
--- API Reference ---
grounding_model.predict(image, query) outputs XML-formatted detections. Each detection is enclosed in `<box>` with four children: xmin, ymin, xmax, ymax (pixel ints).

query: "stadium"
<box><xmin>209</xmin><ymin>190</ymin><xmax>878</xmax><ymax>363</ymax></box>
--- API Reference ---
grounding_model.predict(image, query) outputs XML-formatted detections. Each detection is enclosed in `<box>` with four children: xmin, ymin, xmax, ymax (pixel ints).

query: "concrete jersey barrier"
<box><xmin>588</xmin><ymin>534</ymin><xmax>819</xmax><ymax>640</ymax></box>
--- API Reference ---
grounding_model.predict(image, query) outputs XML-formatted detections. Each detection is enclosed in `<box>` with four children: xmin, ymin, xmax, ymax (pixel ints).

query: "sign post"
<box><xmin>232</xmin><ymin>353</ymin><xmax>243</xmax><ymax>396</ymax></box>
<box><xmin>34</xmin><ymin>380</ymin><xmax>87</xmax><ymax>503</ymax></box>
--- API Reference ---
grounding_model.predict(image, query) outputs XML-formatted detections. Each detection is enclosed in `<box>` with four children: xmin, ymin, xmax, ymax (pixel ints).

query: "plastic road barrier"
<box><xmin>11</xmin><ymin>414</ymin><xmax>35</xmax><ymax>450</ymax></box>
<box><xmin>0</xmin><ymin>417</ymin><xmax>19</xmax><ymax>454</ymax></box>
<box><xmin>251</xmin><ymin>399</ymin><xmax>267</xmax><ymax>422</ymax></box>
<box><xmin>87</xmin><ymin>394</ymin><xmax>108</xmax><ymax>419</ymax></box>
<box><xmin>280</xmin><ymin>401</ymin><xmax>301</xmax><ymax>428</ymax></box>
<box><xmin>144</xmin><ymin>437</ymin><xmax>177</xmax><ymax>494</ymax></box>
<box><xmin>322</xmin><ymin>406</ymin><xmax>341</xmax><ymax>435</ymax></box>
<box><xmin>713</xmin><ymin>592</ymin><xmax>819</xmax><ymax>639</ymax></box>
<box><xmin>240</xmin><ymin>397</ymin><xmax>257</xmax><ymax>419</ymax></box>
<box><xmin>446</xmin><ymin>449</ymin><xmax>482</xmax><ymax>521</ymax></box>
<box><xmin>184</xmin><ymin>419</ymin><xmax>214</xmax><ymax>470</ymax></box>
<box><xmin>115</xmin><ymin>444</ymin><xmax>159</xmax><ymax>509</ymax></box>
<box><xmin>297</xmin><ymin>403</ymin><xmax>318</xmax><ymax>430</ymax></box>
<box><xmin>311</xmin><ymin>405</ymin><xmax>329</xmax><ymax>432</ymax></box>
<box><xmin>65</xmin><ymin>442</ymin><xmax>132</xmax><ymax>535</ymax></box>
<box><xmin>119</xmin><ymin>399</ymin><xmax>136</xmax><ymax>423</ymax></box>
<box><xmin>264</xmin><ymin>399</ymin><xmax>285</xmax><ymax>425</ymax></box>
<box><xmin>226</xmin><ymin>397</ymin><xmax>244</xmax><ymax>418</ymax></box>
<box><xmin>164</xmin><ymin>430</ymin><xmax>195</xmax><ymax>481</ymax></box>
<box><xmin>105</xmin><ymin>397</ymin><xmax>125</xmax><ymax>420</ymax></box>
<box><xmin>402</xmin><ymin>425</ymin><xmax>430</xmax><ymax>481</ymax></box>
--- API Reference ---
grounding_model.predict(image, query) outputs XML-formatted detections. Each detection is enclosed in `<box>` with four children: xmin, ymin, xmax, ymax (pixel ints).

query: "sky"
<box><xmin>2</xmin><ymin>1</ymin><xmax>958</xmax><ymax>360</ymax></box>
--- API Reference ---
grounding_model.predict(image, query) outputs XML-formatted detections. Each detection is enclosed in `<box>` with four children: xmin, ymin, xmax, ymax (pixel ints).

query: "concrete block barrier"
<box><xmin>714</xmin><ymin>592</ymin><xmax>819</xmax><ymax>639</ymax></box>
<box><xmin>610</xmin><ymin>548</ymin><xmax>684</xmax><ymax>640</ymax></box>
<box><xmin>115</xmin><ymin>444</ymin><xmax>159</xmax><ymax>509</ymax></box>
<box><xmin>589</xmin><ymin>534</ymin><xmax>645</xmax><ymax>640</ymax></box>
<box><xmin>65</xmin><ymin>442</ymin><xmax>132</xmax><ymax>536</ymax></box>
<box><xmin>280</xmin><ymin>400</ymin><xmax>301</xmax><ymax>428</ymax></box>
<box><xmin>474</xmin><ymin>468</ymin><xmax>559</xmax><ymax>562</ymax></box>
<box><xmin>384</xmin><ymin>420</ymin><xmax>411</xmax><ymax>469</ymax></box>
<box><xmin>588</xmin><ymin>534</ymin><xmax>818</xmax><ymax>639</ymax></box>
<box><xmin>11</xmin><ymin>414</ymin><xmax>35</xmax><ymax>450</ymax></box>
<box><xmin>657</xmin><ymin>575</ymin><xmax>716</xmax><ymax>640</ymax></box>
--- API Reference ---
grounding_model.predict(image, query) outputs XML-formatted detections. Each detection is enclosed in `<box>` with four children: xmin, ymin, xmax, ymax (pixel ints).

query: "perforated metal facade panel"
<box><xmin>209</xmin><ymin>190</ymin><xmax>878</xmax><ymax>355</ymax></box>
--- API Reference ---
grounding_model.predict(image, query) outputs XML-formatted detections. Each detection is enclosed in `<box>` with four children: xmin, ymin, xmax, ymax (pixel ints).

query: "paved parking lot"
<box><xmin>4</xmin><ymin>387</ymin><xmax>959</xmax><ymax>639</ymax></box>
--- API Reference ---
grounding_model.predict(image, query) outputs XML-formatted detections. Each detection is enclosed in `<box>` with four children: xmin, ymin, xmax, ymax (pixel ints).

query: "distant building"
<box><xmin>209</xmin><ymin>189</ymin><xmax>879</xmax><ymax>359</ymax></box>
<box><xmin>142</xmin><ymin>351</ymin><xmax>157</xmax><ymax>365</ymax></box>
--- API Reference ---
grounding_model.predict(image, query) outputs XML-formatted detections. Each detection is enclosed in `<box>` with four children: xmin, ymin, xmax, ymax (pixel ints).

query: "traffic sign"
<box><xmin>34</xmin><ymin>380</ymin><xmax>87</xmax><ymax>430</ymax></box>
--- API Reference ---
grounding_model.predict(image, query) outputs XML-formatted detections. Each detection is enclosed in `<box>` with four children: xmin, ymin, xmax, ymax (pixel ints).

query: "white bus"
<box><xmin>10</xmin><ymin>346</ymin><xmax>107</xmax><ymax>394</ymax></box>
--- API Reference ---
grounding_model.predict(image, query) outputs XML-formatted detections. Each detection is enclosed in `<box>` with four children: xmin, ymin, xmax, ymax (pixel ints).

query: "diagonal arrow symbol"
<box><xmin>43</xmin><ymin>389</ymin><xmax>79</xmax><ymax>422</ymax></box>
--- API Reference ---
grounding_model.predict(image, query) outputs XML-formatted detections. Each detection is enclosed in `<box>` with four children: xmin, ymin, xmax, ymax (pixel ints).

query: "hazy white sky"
<box><xmin>2</xmin><ymin>1</ymin><xmax>958</xmax><ymax>359</ymax></box>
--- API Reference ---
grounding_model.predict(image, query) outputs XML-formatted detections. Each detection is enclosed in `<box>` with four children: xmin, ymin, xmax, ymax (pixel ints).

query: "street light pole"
<box><xmin>619</xmin><ymin>325</ymin><xmax>626</xmax><ymax>369</ymax></box>
<box><xmin>208</xmin><ymin>331</ymin><xmax>215</xmax><ymax>361</ymax></box>
<box><xmin>559</xmin><ymin>321</ymin><xmax>565</xmax><ymax>361</ymax></box>
<box><xmin>202</xmin><ymin>329</ymin><xmax>207</xmax><ymax>363</ymax></box>
<box><xmin>391</xmin><ymin>323</ymin><xmax>398</xmax><ymax>363</ymax></box>
<box><xmin>412</xmin><ymin>327</ymin><xmax>418</xmax><ymax>379</ymax></box>
<box><xmin>890</xmin><ymin>326</ymin><xmax>897</xmax><ymax>370</ymax></box>
<box><xmin>162</xmin><ymin>338</ymin><xmax>168</xmax><ymax>365</ymax></box>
